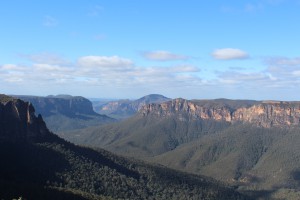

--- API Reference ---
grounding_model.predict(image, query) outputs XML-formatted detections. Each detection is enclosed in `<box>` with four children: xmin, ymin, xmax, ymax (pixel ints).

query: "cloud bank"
<box><xmin>142</xmin><ymin>50</ymin><xmax>189</xmax><ymax>61</ymax></box>
<box><xmin>1</xmin><ymin>52</ymin><xmax>300</xmax><ymax>100</ymax></box>
<box><xmin>212</xmin><ymin>48</ymin><xmax>249</xmax><ymax>60</ymax></box>
<box><xmin>0</xmin><ymin>54</ymin><xmax>201</xmax><ymax>95</ymax></box>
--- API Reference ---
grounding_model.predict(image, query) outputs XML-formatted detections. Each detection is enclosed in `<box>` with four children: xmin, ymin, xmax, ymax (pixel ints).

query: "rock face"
<box><xmin>233</xmin><ymin>101</ymin><xmax>300</xmax><ymax>127</ymax></box>
<box><xmin>15</xmin><ymin>95</ymin><xmax>99</xmax><ymax>118</ymax></box>
<box><xmin>0</xmin><ymin>94</ymin><xmax>51</xmax><ymax>142</ymax></box>
<box><xmin>140</xmin><ymin>98</ymin><xmax>300</xmax><ymax>128</ymax></box>
<box><xmin>13</xmin><ymin>95</ymin><xmax>114</xmax><ymax>132</ymax></box>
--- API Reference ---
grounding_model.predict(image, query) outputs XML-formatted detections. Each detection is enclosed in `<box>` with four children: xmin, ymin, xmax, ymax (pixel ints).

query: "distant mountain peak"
<box><xmin>46</xmin><ymin>94</ymin><xmax>87</xmax><ymax>100</ymax></box>
<box><xmin>138</xmin><ymin>94</ymin><xmax>169</xmax><ymax>100</ymax></box>
<box><xmin>95</xmin><ymin>94</ymin><xmax>171</xmax><ymax>119</ymax></box>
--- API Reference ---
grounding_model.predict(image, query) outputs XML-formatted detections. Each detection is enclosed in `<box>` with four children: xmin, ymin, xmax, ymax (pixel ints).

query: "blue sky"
<box><xmin>1</xmin><ymin>0</ymin><xmax>300</xmax><ymax>100</ymax></box>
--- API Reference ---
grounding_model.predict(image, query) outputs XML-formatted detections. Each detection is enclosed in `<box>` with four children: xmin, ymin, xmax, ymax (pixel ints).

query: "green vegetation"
<box><xmin>0</xmin><ymin>136</ymin><xmax>249</xmax><ymax>200</ymax></box>
<box><xmin>44</xmin><ymin>114</ymin><xmax>113</xmax><ymax>133</ymax></box>
<box><xmin>0</xmin><ymin>94</ymin><xmax>15</xmax><ymax>104</ymax></box>
<box><xmin>191</xmin><ymin>98</ymin><xmax>260</xmax><ymax>110</ymax></box>
<box><xmin>4</xmin><ymin>95</ymin><xmax>300</xmax><ymax>199</ymax></box>
<box><xmin>61</xmin><ymin>115</ymin><xmax>232</xmax><ymax>157</ymax></box>
<box><xmin>0</xmin><ymin>95</ymin><xmax>249</xmax><ymax>199</ymax></box>
<box><xmin>62</xmin><ymin>113</ymin><xmax>300</xmax><ymax>199</ymax></box>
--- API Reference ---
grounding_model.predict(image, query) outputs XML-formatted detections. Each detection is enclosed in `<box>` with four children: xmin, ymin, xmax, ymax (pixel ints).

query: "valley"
<box><xmin>3</xmin><ymin>1</ymin><xmax>298</xmax><ymax>199</ymax></box>
<box><xmin>3</xmin><ymin>94</ymin><xmax>300</xmax><ymax>199</ymax></box>
<box><xmin>60</xmin><ymin>97</ymin><xmax>300</xmax><ymax>199</ymax></box>
<box><xmin>0</xmin><ymin>94</ymin><xmax>251</xmax><ymax>200</ymax></box>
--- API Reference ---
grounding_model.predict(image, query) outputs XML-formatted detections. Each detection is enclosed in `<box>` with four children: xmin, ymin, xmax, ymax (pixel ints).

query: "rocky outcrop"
<box><xmin>233</xmin><ymin>101</ymin><xmax>300</xmax><ymax>127</ymax></box>
<box><xmin>140</xmin><ymin>98</ymin><xmax>300</xmax><ymax>128</ymax></box>
<box><xmin>0</xmin><ymin>95</ymin><xmax>51</xmax><ymax>142</ymax></box>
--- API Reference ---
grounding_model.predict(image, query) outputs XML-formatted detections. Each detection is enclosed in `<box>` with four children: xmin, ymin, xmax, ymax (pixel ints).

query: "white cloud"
<box><xmin>0</xmin><ymin>54</ymin><xmax>203</xmax><ymax>93</ymax></box>
<box><xmin>221</xmin><ymin>0</ymin><xmax>286</xmax><ymax>14</ymax></box>
<box><xmin>33</xmin><ymin>64</ymin><xmax>74</xmax><ymax>73</ymax></box>
<box><xmin>4</xmin><ymin>75</ymin><xmax>24</xmax><ymax>83</ymax></box>
<box><xmin>292</xmin><ymin>70</ymin><xmax>300</xmax><ymax>76</ymax></box>
<box><xmin>78</xmin><ymin>56</ymin><xmax>134</xmax><ymax>70</ymax></box>
<box><xmin>0</xmin><ymin>64</ymin><xmax>28</xmax><ymax>83</ymax></box>
<box><xmin>22</xmin><ymin>52</ymin><xmax>70</xmax><ymax>65</ymax></box>
<box><xmin>218</xmin><ymin>71</ymin><xmax>271</xmax><ymax>83</ymax></box>
<box><xmin>214</xmin><ymin>55</ymin><xmax>300</xmax><ymax>94</ymax></box>
<box><xmin>0</xmin><ymin>64</ymin><xmax>26</xmax><ymax>71</ymax></box>
<box><xmin>212</xmin><ymin>48</ymin><xmax>249</xmax><ymax>60</ymax></box>
<box><xmin>3</xmin><ymin>52</ymin><xmax>300</xmax><ymax>100</ymax></box>
<box><xmin>142</xmin><ymin>50</ymin><xmax>189</xmax><ymax>61</ymax></box>
<box><xmin>43</xmin><ymin>15</ymin><xmax>58</xmax><ymax>27</ymax></box>
<box><xmin>264</xmin><ymin>57</ymin><xmax>300</xmax><ymax>81</ymax></box>
<box><xmin>171</xmin><ymin>65</ymin><xmax>200</xmax><ymax>73</ymax></box>
<box><xmin>87</xmin><ymin>5</ymin><xmax>103</xmax><ymax>17</ymax></box>
<box><xmin>245</xmin><ymin>3</ymin><xmax>264</xmax><ymax>12</ymax></box>
<box><xmin>265</xmin><ymin>57</ymin><xmax>300</xmax><ymax>66</ymax></box>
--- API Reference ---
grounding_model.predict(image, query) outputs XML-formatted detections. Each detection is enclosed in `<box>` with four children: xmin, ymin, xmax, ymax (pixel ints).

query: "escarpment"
<box><xmin>140</xmin><ymin>98</ymin><xmax>300</xmax><ymax>128</ymax></box>
<box><xmin>14</xmin><ymin>95</ymin><xmax>99</xmax><ymax>117</ymax></box>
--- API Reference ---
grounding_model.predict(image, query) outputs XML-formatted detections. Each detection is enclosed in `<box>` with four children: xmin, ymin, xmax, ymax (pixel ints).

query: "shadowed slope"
<box><xmin>60</xmin><ymin>98</ymin><xmax>300</xmax><ymax>199</ymax></box>
<box><xmin>0</xmin><ymin>95</ymin><xmax>250</xmax><ymax>200</ymax></box>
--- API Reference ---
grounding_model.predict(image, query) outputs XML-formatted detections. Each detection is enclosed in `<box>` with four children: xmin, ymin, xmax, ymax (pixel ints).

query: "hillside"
<box><xmin>62</xmin><ymin>114</ymin><xmax>232</xmax><ymax>157</ymax></box>
<box><xmin>62</xmin><ymin>98</ymin><xmax>300</xmax><ymax>199</ymax></box>
<box><xmin>0</xmin><ymin>94</ymin><xmax>250</xmax><ymax>200</ymax></box>
<box><xmin>14</xmin><ymin>95</ymin><xmax>115</xmax><ymax>132</ymax></box>
<box><xmin>94</xmin><ymin>94</ymin><xmax>170</xmax><ymax>119</ymax></box>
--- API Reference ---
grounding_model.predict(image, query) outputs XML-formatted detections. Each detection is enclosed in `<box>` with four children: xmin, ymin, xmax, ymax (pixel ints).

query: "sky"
<box><xmin>1</xmin><ymin>0</ymin><xmax>300</xmax><ymax>100</ymax></box>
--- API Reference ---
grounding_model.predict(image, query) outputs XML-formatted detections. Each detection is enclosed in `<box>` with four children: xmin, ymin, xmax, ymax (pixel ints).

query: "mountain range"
<box><xmin>62</xmin><ymin>97</ymin><xmax>300</xmax><ymax>199</ymax></box>
<box><xmin>93</xmin><ymin>94</ymin><xmax>170</xmax><ymax>119</ymax></box>
<box><xmin>13</xmin><ymin>95</ymin><xmax>115</xmax><ymax>132</ymax></box>
<box><xmin>0</xmin><ymin>94</ymin><xmax>250</xmax><ymax>200</ymax></box>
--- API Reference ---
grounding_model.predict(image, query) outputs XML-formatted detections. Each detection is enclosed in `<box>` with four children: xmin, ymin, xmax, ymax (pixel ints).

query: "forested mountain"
<box><xmin>0</xmin><ymin>94</ymin><xmax>250</xmax><ymax>200</ymax></box>
<box><xmin>62</xmin><ymin>98</ymin><xmax>300</xmax><ymax>199</ymax></box>
<box><xmin>14</xmin><ymin>95</ymin><xmax>115</xmax><ymax>132</ymax></box>
<box><xmin>94</xmin><ymin>94</ymin><xmax>170</xmax><ymax>119</ymax></box>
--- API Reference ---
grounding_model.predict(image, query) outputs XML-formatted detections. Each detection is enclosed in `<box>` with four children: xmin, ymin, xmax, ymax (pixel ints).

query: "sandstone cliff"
<box><xmin>0</xmin><ymin>94</ymin><xmax>51</xmax><ymax>142</ymax></box>
<box><xmin>139</xmin><ymin>98</ymin><xmax>300</xmax><ymax>128</ymax></box>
